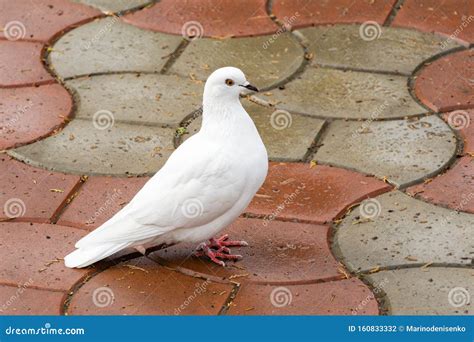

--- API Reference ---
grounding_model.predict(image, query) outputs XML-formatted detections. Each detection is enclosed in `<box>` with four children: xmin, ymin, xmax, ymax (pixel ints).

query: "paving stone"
<box><xmin>334</xmin><ymin>191</ymin><xmax>474</xmax><ymax>272</ymax></box>
<box><xmin>68</xmin><ymin>257</ymin><xmax>232</xmax><ymax>315</ymax></box>
<box><xmin>259</xmin><ymin>66</ymin><xmax>426</xmax><ymax>120</ymax></box>
<box><xmin>367</xmin><ymin>267</ymin><xmax>473</xmax><ymax>315</ymax></box>
<box><xmin>0</xmin><ymin>41</ymin><xmax>54</xmax><ymax>87</ymax></box>
<box><xmin>393</xmin><ymin>0</ymin><xmax>474</xmax><ymax>44</ymax></box>
<box><xmin>407</xmin><ymin>157</ymin><xmax>474</xmax><ymax>214</ymax></box>
<box><xmin>71</xmin><ymin>0</ymin><xmax>150</xmax><ymax>12</ymax></box>
<box><xmin>49</xmin><ymin>17</ymin><xmax>183</xmax><ymax>79</ymax></box>
<box><xmin>58</xmin><ymin>176</ymin><xmax>149</xmax><ymax>229</ymax></box>
<box><xmin>0</xmin><ymin>0</ymin><xmax>100</xmax><ymax>42</ymax></box>
<box><xmin>67</xmin><ymin>73</ymin><xmax>202</xmax><ymax>126</ymax></box>
<box><xmin>273</xmin><ymin>0</ymin><xmax>396</xmax><ymax>28</ymax></box>
<box><xmin>414</xmin><ymin>49</ymin><xmax>473</xmax><ymax>112</ymax></box>
<box><xmin>9</xmin><ymin>119</ymin><xmax>175</xmax><ymax>176</ymax></box>
<box><xmin>0</xmin><ymin>222</ymin><xmax>88</xmax><ymax>291</ymax></box>
<box><xmin>299</xmin><ymin>25</ymin><xmax>461</xmax><ymax>75</ymax></box>
<box><xmin>0</xmin><ymin>285</ymin><xmax>64</xmax><ymax>315</ymax></box>
<box><xmin>0</xmin><ymin>156</ymin><xmax>81</xmax><ymax>222</ymax></box>
<box><xmin>227</xmin><ymin>278</ymin><xmax>379</xmax><ymax>315</ymax></box>
<box><xmin>168</xmin><ymin>33</ymin><xmax>304</xmax><ymax>90</ymax></box>
<box><xmin>247</xmin><ymin>162</ymin><xmax>391</xmax><ymax>224</ymax></box>
<box><xmin>314</xmin><ymin>116</ymin><xmax>457</xmax><ymax>187</ymax></box>
<box><xmin>183</xmin><ymin>100</ymin><xmax>325</xmax><ymax>160</ymax></box>
<box><xmin>123</xmin><ymin>0</ymin><xmax>278</xmax><ymax>37</ymax></box>
<box><xmin>150</xmin><ymin>218</ymin><xmax>341</xmax><ymax>284</ymax></box>
<box><xmin>0</xmin><ymin>84</ymin><xmax>72</xmax><ymax>150</ymax></box>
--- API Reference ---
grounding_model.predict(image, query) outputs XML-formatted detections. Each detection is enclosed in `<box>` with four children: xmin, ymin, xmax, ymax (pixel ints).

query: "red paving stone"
<box><xmin>123</xmin><ymin>0</ymin><xmax>278</xmax><ymax>38</ymax></box>
<box><xmin>272</xmin><ymin>0</ymin><xmax>397</xmax><ymax>28</ymax></box>
<box><xmin>392</xmin><ymin>0</ymin><xmax>474</xmax><ymax>44</ymax></box>
<box><xmin>0</xmin><ymin>284</ymin><xmax>64</xmax><ymax>315</ymax></box>
<box><xmin>68</xmin><ymin>257</ymin><xmax>232</xmax><ymax>315</ymax></box>
<box><xmin>0</xmin><ymin>222</ymin><xmax>89</xmax><ymax>291</ymax></box>
<box><xmin>246</xmin><ymin>162</ymin><xmax>392</xmax><ymax>224</ymax></box>
<box><xmin>0</xmin><ymin>84</ymin><xmax>72</xmax><ymax>150</ymax></box>
<box><xmin>0</xmin><ymin>0</ymin><xmax>101</xmax><ymax>42</ymax></box>
<box><xmin>0</xmin><ymin>41</ymin><xmax>54</xmax><ymax>88</ymax></box>
<box><xmin>150</xmin><ymin>218</ymin><xmax>342</xmax><ymax>284</ymax></box>
<box><xmin>407</xmin><ymin>156</ymin><xmax>474</xmax><ymax>213</ymax></box>
<box><xmin>58</xmin><ymin>176</ymin><xmax>149</xmax><ymax>230</ymax></box>
<box><xmin>227</xmin><ymin>278</ymin><xmax>379</xmax><ymax>315</ymax></box>
<box><xmin>414</xmin><ymin>49</ymin><xmax>473</xmax><ymax>112</ymax></box>
<box><xmin>0</xmin><ymin>156</ymin><xmax>81</xmax><ymax>222</ymax></box>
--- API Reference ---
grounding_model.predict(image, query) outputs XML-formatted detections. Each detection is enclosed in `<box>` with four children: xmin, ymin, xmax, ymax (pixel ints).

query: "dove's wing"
<box><xmin>76</xmin><ymin>135</ymin><xmax>246</xmax><ymax>247</ymax></box>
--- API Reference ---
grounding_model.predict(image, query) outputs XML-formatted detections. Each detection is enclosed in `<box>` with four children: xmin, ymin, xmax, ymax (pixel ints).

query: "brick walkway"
<box><xmin>0</xmin><ymin>0</ymin><xmax>472</xmax><ymax>315</ymax></box>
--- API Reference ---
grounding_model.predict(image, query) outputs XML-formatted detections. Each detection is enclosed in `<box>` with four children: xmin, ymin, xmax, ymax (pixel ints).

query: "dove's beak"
<box><xmin>240</xmin><ymin>82</ymin><xmax>259</xmax><ymax>92</ymax></box>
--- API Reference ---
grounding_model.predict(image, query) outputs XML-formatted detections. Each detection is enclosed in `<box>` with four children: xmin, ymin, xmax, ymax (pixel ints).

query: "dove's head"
<box><xmin>203</xmin><ymin>67</ymin><xmax>258</xmax><ymax>102</ymax></box>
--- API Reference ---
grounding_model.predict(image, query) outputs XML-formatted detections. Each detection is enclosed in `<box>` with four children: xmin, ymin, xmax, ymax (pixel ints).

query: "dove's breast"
<box><xmin>153</xmin><ymin>129</ymin><xmax>268</xmax><ymax>245</ymax></box>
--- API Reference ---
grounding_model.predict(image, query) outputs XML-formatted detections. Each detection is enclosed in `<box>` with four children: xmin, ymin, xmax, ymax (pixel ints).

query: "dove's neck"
<box><xmin>201</xmin><ymin>97</ymin><xmax>256</xmax><ymax>138</ymax></box>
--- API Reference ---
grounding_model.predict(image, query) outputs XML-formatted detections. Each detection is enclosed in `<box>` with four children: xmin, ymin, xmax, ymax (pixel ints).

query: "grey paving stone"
<box><xmin>314</xmin><ymin>115</ymin><xmax>457</xmax><ymax>187</ymax></box>
<box><xmin>334</xmin><ymin>191</ymin><xmax>474</xmax><ymax>272</ymax></box>
<box><xmin>182</xmin><ymin>99</ymin><xmax>325</xmax><ymax>161</ymax></box>
<box><xmin>67</xmin><ymin>73</ymin><xmax>202</xmax><ymax>126</ymax></box>
<box><xmin>169</xmin><ymin>33</ymin><xmax>304</xmax><ymax>90</ymax></box>
<box><xmin>71</xmin><ymin>0</ymin><xmax>150</xmax><ymax>12</ymax></box>
<box><xmin>9</xmin><ymin>119</ymin><xmax>175</xmax><ymax>176</ymax></box>
<box><xmin>49</xmin><ymin>17</ymin><xmax>182</xmax><ymax>79</ymax></box>
<box><xmin>367</xmin><ymin>268</ymin><xmax>473</xmax><ymax>315</ymax></box>
<box><xmin>299</xmin><ymin>25</ymin><xmax>461</xmax><ymax>75</ymax></box>
<box><xmin>257</xmin><ymin>66</ymin><xmax>426</xmax><ymax>119</ymax></box>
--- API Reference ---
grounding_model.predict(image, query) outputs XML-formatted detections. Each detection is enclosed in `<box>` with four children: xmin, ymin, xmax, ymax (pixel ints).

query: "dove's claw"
<box><xmin>215</xmin><ymin>252</ymin><xmax>243</xmax><ymax>260</ymax></box>
<box><xmin>195</xmin><ymin>236</ymin><xmax>247</xmax><ymax>266</ymax></box>
<box><xmin>194</xmin><ymin>246</ymin><xmax>226</xmax><ymax>266</ymax></box>
<box><xmin>210</xmin><ymin>234</ymin><xmax>248</xmax><ymax>248</ymax></box>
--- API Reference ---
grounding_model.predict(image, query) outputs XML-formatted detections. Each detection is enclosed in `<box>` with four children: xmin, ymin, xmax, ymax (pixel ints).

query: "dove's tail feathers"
<box><xmin>64</xmin><ymin>242</ymin><xmax>130</xmax><ymax>268</ymax></box>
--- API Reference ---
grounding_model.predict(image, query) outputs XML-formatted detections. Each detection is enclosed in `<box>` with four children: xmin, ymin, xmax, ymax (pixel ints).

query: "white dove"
<box><xmin>65</xmin><ymin>67</ymin><xmax>268</xmax><ymax>268</ymax></box>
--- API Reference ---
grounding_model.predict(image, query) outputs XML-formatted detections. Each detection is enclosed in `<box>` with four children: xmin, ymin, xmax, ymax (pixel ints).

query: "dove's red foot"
<box><xmin>210</xmin><ymin>234</ymin><xmax>248</xmax><ymax>249</ymax></box>
<box><xmin>195</xmin><ymin>234</ymin><xmax>248</xmax><ymax>266</ymax></box>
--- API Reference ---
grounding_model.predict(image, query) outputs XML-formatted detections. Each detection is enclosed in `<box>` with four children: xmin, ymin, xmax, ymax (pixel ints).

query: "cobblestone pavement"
<box><xmin>0</xmin><ymin>0</ymin><xmax>472</xmax><ymax>315</ymax></box>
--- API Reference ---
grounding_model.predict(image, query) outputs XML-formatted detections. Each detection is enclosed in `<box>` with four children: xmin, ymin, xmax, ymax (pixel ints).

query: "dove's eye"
<box><xmin>225</xmin><ymin>79</ymin><xmax>234</xmax><ymax>86</ymax></box>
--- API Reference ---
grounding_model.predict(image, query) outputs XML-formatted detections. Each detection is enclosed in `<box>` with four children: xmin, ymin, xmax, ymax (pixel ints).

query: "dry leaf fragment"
<box><xmin>228</xmin><ymin>273</ymin><xmax>249</xmax><ymax>280</ymax></box>
<box><xmin>124</xmin><ymin>264</ymin><xmax>149</xmax><ymax>273</ymax></box>
<box><xmin>369</xmin><ymin>266</ymin><xmax>380</xmax><ymax>274</ymax></box>
<box><xmin>280</xmin><ymin>178</ymin><xmax>295</xmax><ymax>185</ymax></box>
